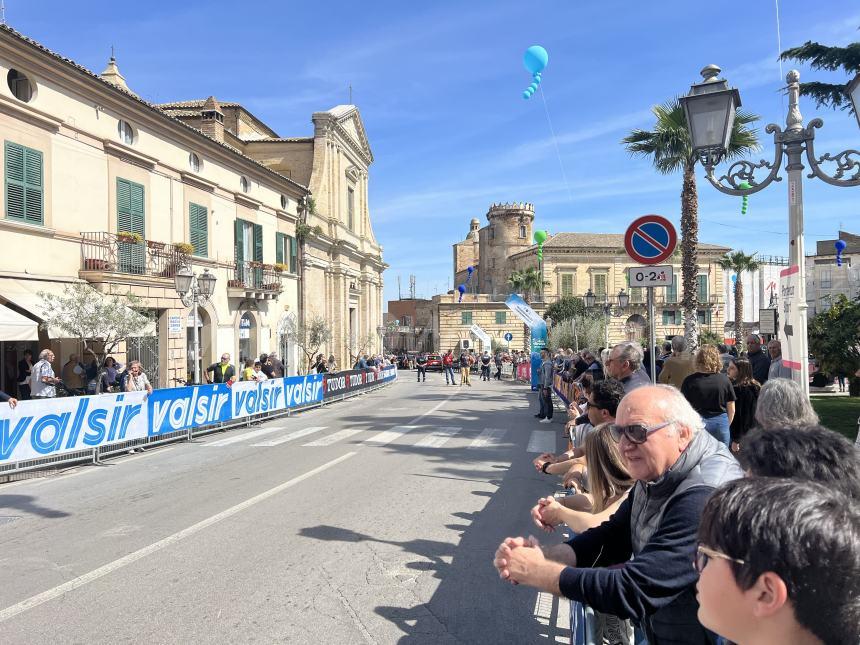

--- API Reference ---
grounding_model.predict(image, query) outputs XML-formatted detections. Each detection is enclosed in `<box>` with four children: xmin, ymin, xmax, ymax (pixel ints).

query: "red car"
<box><xmin>423</xmin><ymin>353</ymin><xmax>443</xmax><ymax>371</ymax></box>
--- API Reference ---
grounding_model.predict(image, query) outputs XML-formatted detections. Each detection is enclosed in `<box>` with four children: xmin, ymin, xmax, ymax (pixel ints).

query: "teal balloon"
<box><xmin>523</xmin><ymin>46</ymin><xmax>549</xmax><ymax>74</ymax></box>
<box><xmin>529</xmin><ymin>83</ymin><xmax>539</xmax><ymax>91</ymax></box>
<box><xmin>523</xmin><ymin>91</ymin><xmax>531</xmax><ymax>99</ymax></box>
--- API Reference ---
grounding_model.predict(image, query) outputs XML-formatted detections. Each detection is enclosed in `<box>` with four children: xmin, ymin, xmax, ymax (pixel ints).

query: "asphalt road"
<box><xmin>0</xmin><ymin>372</ymin><xmax>574</xmax><ymax>644</ymax></box>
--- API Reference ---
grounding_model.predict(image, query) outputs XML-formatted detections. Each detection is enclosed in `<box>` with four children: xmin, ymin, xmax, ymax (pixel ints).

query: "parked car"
<box><xmin>423</xmin><ymin>353</ymin><xmax>443</xmax><ymax>371</ymax></box>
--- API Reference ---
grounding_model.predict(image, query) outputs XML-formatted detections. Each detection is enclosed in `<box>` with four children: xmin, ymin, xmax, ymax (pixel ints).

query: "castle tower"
<box><xmin>478</xmin><ymin>202</ymin><xmax>534</xmax><ymax>295</ymax></box>
<box><xmin>452</xmin><ymin>217</ymin><xmax>481</xmax><ymax>290</ymax></box>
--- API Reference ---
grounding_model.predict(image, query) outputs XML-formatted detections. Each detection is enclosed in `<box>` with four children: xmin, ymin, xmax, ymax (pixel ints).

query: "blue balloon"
<box><xmin>835</xmin><ymin>240</ymin><xmax>847</xmax><ymax>252</ymax></box>
<box><xmin>467</xmin><ymin>266</ymin><xmax>474</xmax><ymax>274</ymax></box>
<box><xmin>529</xmin><ymin>82</ymin><xmax>539</xmax><ymax>91</ymax></box>
<box><xmin>457</xmin><ymin>284</ymin><xmax>466</xmax><ymax>294</ymax></box>
<box><xmin>523</xmin><ymin>45</ymin><xmax>549</xmax><ymax>74</ymax></box>
<box><xmin>731</xmin><ymin>275</ymin><xmax>737</xmax><ymax>284</ymax></box>
<box><xmin>523</xmin><ymin>91</ymin><xmax>531</xmax><ymax>100</ymax></box>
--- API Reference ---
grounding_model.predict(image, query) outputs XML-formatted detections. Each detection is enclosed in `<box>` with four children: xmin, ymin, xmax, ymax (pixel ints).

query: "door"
<box><xmin>117</xmin><ymin>178</ymin><xmax>145</xmax><ymax>274</ymax></box>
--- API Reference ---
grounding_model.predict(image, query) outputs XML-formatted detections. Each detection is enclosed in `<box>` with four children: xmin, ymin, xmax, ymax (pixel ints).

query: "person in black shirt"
<box><xmin>744</xmin><ymin>334</ymin><xmax>770</xmax><ymax>384</ymax></box>
<box><xmin>205</xmin><ymin>353</ymin><xmax>236</xmax><ymax>384</ymax></box>
<box><xmin>681</xmin><ymin>345</ymin><xmax>736</xmax><ymax>447</ymax></box>
<box><xmin>415</xmin><ymin>353</ymin><xmax>427</xmax><ymax>382</ymax></box>
<box><xmin>726</xmin><ymin>358</ymin><xmax>760</xmax><ymax>454</ymax></box>
<box><xmin>17</xmin><ymin>349</ymin><xmax>32</xmax><ymax>400</ymax></box>
<box><xmin>480</xmin><ymin>351</ymin><xmax>492</xmax><ymax>381</ymax></box>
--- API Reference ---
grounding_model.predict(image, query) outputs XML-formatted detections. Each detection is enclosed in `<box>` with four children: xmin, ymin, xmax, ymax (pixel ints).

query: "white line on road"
<box><xmin>251</xmin><ymin>426</ymin><xmax>327</xmax><ymax>447</ymax></box>
<box><xmin>365</xmin><ymin>425</ymin><xmax>418</xmax><ymax>446</ymax></box>
<box><xmin>204</xmin><ymin>425</ymin><xmax>289</xmax><ymax>447</ymax></box>
<box><xmin>413</xmin><ymin>426</ymin><xmax>462</xmax><ymax>448</ymax></box>
<box><xmin>527</xmin><ymin>430</ymin><xmax>557</xmax><ymax>454</ymax></box>
<box><xmin>302</xmin><ymin>428</ymin><xmax>364</xmax><ymax>447</ymax></box>
<box><xmin>0</xmin><ymin>452</ymin><xmax>357</xmax><ymax>624</ymax></box>
<box><xmin>469</xmin><ymin>428</ymin><xmax>507</xmax><ymax>448</ymax></box>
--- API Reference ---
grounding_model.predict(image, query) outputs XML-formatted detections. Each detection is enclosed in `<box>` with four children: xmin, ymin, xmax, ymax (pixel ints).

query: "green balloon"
<box><xmin>533</xmin><ymin>230</ymin><xmax>547</xmax><ymax>245</ymax></box>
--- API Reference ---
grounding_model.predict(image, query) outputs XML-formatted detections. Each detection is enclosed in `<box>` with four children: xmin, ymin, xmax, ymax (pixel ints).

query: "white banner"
<box><xmin>505</xmin><ymin>294</ymin><xmax>545</xmax><ymax>331</ymax></box>
<box><xmin>778</xmin><ymin>265</ymin><xmax>802</xmax><ymax>381</ymax></box>
<box><xmin>0</xmin><ymin>391</ymin><xmax>149</xmax><ymax>463</ymax></box>
<box><xmin>469</xmin><ymin>323</ymin><xmax>491</xmax><ymax>345</ymax></box>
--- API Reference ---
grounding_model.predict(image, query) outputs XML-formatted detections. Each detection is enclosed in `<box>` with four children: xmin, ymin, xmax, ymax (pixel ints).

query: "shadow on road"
<box><xmin>0</xmin><ymin>494</ymin><xmax>71</xmax><ymax>518</ymax></box>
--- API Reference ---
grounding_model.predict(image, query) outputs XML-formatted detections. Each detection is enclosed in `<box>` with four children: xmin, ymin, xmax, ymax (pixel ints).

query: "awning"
<box><xmin>0</xmin><ymin>277</ymin><xmax>86</xmax><ymax>338</ymax></box>
<box><xmin>0</xmin><ymin>304</ymin><xmax>38</xmax><ymax>341</ymax></box>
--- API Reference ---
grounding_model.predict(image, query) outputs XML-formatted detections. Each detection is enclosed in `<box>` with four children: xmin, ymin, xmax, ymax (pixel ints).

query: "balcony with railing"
<box><xmin>80</xmin><ymin>232</ymin><xmax>189</xmax><ymax>280</ymax></box>
<box><xmin>227</xmin><ymin>260</ymin><xmax>283</xmax><ymax>300</ymax></box>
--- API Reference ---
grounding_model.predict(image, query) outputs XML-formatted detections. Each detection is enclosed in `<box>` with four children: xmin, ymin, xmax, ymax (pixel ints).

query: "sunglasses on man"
<box><xmin>609</xmin><ymin>420</ymin><xmax>673</xmax><ymax>444</ymax></box>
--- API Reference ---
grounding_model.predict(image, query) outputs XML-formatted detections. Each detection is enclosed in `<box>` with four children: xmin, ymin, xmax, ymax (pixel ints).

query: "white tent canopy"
<box><xmin>0</xmin><ymin>303</ymin><xmax>38</xmax><ymax>341</ymax></box>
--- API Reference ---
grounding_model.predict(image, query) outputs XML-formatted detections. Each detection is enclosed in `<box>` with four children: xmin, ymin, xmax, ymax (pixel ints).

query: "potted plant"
<box><xmin>227</xmin><ymin>278</ymin><xmax>244</xmax><ymax>288</ymax></box>
<box><xmin>173</xmin><ymin>242</ymin><xmax>194</xmax><ymax>255</ymax></box>
<box><xmin>117</xmin><ymin>231</ymin><xmax>142</xmax><ymax>244</ymax></box>
<box><xmin>273</xmin><ymin>263</ymin><xmax>288</xmax><ymax>273</ymax></box>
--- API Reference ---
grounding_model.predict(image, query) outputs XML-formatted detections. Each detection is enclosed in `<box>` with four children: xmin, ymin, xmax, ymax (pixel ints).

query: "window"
<box><xmin>495</xmin><ymin>311</ymin><xmax>506</xmax><ymax>325</ymax></box>
<box><xmin>461</xmin><ymin>311</ymin><xmax>473</xmax><ymax>325</ymax></box>
<box><xmin>276</xmin><ymin>232</ymin><xmax>298</xmax><ymax>273</ymax></box>
<box><xmin>189</xmin><ymin>152</ymin><xmax>201</xmax><ymax>173</ymax></box>
<box><xmin>665</xmin><ymin>274</ymin><xmax>678</xmax><ymax>303</ymax></box>
<box><xmin>4</xmin><ymin>141</ymin><xmax>43</xmax><ymax>224</ymax></box>
<box><xmin>662</xmin><ymin>310</ymin><xmax>682</xmax><ymax>325</ymax></box>
<box><xmin>630</xmin><ymin>287</ymin><xmax>644</xmax><ymax>303</ymax></box>
<box><xmin>117</xmin><ymin>120</ymin><xmax>134</xmax><ymax>145</ymax></box>
<box><xmin>820</xmin><ymin>268</ymin><xmax>832</xmax><ymax>289</ymax></box>
<box><xmin>280</xmin><ymin>195</ymin><xmax>288</xmax><ymax>210</ymax></box>
<box><xmin>489</xmin><ymin>227</ymin><xmax>495</xmax><ymax>240</ymax></box>
<box><xmin>697</xmin><ymin>274</ymin><xmax>709</xmax><ymax>303</ymax></box>
<box><xmin>519</xmin><ymin>225</ymin><xmax>526</xmax><ymax>238</ymax></box>
<box><xmin>235</xmin><ymin>219</ymin><xmax>262</xmax><ymax>285</ymax></box>
<box><xmin>116</xmin><ymin>178</ymin><xmax>145</xmax><ymax>274</ymax></box>
<box><xmin>240</xmin><ymin>176</ymin><xmax>250</xmax><ymax>193</ymax></box>
<box><xmin>7</xmin><ymin>69</ymin><xmax>33</xmax><ymax>102</ymax></box>
<box><xmin>347</xmin><ymin>187</ymin><xmax>355</xmax><ymax>230</ymax></box>
<box><xmin>697</xmin><ymin>309</ymin><xmax>712</xmax><ymax>325</ymax></box>
<box><xmin>560</xmin><ymin>273</ymin><xmax>574</xmax><ymax>297</ymax></box>
<box><xmin>593</xmin><ymin>274</ymin><xmax>607</xmax><ymax>299</ymax></box>
<box><xmin>189</xmin><ymin>203</ymin><xmax>208</xmax><ymax>257</ymax></box>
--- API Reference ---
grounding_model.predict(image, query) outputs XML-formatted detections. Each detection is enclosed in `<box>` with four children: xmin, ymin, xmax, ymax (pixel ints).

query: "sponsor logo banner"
<box><xmin>323</xmin><ymin>366</ymin><xmax>397</xmax><ymax>399</ymax></box>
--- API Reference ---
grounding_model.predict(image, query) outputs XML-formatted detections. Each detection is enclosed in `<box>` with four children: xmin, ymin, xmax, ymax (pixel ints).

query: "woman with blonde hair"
<box><xmin>680</xmin><ymin>344</ymin><xmax>736</xmax><ymax>446</ymax></box>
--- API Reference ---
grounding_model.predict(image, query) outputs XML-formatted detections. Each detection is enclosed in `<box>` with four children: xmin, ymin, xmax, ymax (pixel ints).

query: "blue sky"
<box><xmin>8</xmin><ymin>1</ymin><xmax>860</xmax><ymax>305</ymax></box>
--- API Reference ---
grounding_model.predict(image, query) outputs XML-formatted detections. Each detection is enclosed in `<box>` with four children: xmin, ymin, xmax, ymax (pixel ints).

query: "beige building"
<box><xmin>435</xmin><ymin>205</ymin><xmax>730</xmax><ymax>352</ymax></box>
<box><xmin>0</xmin><ymin>25</ymin><xmax>385</xmax><ymax>393</ymax></box>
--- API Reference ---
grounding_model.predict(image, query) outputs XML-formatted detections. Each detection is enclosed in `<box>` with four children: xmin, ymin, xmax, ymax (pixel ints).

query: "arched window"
<box><xmin>117</xmin><ymin>120</ymin><xmax>134</xmax><ymax>145</ymax></box>
<box><xmin>189</xmin><ymin>152</ymin><xmax>202</xmax><ymax>173</ymax></box>
<box><xmin>7</xmin><ymin>69</ymin><xmax>34</xmax><ymax>102</ymax></box>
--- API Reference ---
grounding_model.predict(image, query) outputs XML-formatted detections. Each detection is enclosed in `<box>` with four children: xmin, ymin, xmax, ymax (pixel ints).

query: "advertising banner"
<box><xmin>469</xmin><ymin>323</ymin><xmax>491</xmax><ymax>346</ymax></box>
<box><xmin>0</xmin><ymin>390</ymin><xmax>148</xmax><ymax>463</ymax></box>
<box><xmin>323</xmin><ymin>366</ymin><xmax>397</xmax><ymax>400</ymax></box>
<box><xmin>505</xmin><ymin>294</ymin><xmax>545</xmax><ymax>331</ymax></box>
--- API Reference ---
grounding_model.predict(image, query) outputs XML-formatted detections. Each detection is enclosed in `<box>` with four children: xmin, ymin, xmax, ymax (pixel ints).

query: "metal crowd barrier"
<box><xmin>0</xmin><ymin>369</ymin><xmax>398</xmax><ymax>482</ymax></box>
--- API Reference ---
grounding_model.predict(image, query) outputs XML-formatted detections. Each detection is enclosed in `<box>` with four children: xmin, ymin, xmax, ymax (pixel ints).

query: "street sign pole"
<box><xmin>647</xmin><ymin>286</ymin><xmax>656</xmax><ymax>383</ymax></box>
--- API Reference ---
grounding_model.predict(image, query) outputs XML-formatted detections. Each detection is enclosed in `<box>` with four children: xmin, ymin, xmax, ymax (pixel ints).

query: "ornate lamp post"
<box><xmin>174</xmin><ymin>266</ymin><xmax>217</xmax><ymax>384</ymax></box>
<box><xmin>585</xmin><ymin>288</ymin><xmax>629</xmax><ymax>348</ymax></box>
<box><xmin>680</xmin><ymin>66</ymin><xmax>860</xmax><ymax>398</ymax></box>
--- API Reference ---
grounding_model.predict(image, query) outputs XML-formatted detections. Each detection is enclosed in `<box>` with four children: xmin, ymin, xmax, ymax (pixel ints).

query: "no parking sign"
<box><xmin>624</xmin><ymin>215</ymin><xmax>677</xmax><ymax>265</ymax></box>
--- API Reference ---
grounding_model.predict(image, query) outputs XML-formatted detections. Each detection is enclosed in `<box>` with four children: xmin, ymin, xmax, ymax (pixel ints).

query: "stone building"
<box><xmin>433</xmin><ymin>204</ymin><xmax>731</xmax><ymax>352</ymax></box>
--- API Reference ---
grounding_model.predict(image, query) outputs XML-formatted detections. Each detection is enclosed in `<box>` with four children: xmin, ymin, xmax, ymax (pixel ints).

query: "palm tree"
<box><xmin>717</xmin><ymin>251</ymin><xmax>761</xmax><ymax>349</ymax></box>
<box><xmin>507</xmin><ymin>270</ymin><xmax>525</xmax><ymax>297</ymax></box>
<box><xmin>519</xmin><ymin>267</ymin><xmax>545</xmax><ymax>302</ymax></box>
<box><xmin>623</xmin><ymin>99</ymin><xmax>760</xmax><ymax>350</ymax></box>
<box><xmin>780</xmin><ymin>39</ymin><xmax>860</xmax><ymax>113</ymax></box>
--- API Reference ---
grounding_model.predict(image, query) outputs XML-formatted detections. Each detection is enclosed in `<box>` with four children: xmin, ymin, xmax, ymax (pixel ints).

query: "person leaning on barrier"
<box><xmin>495</xmin><ymin>385</ymin><xmax>743</xmax><ymax>645</ymax></box>
<box><xmin>695</xmin><ymin>477</ymin><xmax>860</xmax><ymax>645</ymax></box>
<box><xmin>753</xmin><ymin>378</ymin><xmax>818</xmax><ymax>431</ymax></box>
<box><xmin>605</xmin><ymin>342</ymin><xmax>650</xmax><ymax>393</ymax></box>
<box><xmin>125</xmin><ymin>360</ymin><xmax>153</xmax><ymax>395</ymax></box>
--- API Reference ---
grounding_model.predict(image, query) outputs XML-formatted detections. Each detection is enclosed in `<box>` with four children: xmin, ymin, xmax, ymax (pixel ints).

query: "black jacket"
<box><xmin>747</xmin><ymin>350</ymin><xmax>770</xmax><ymax>384</ymax></box>
<box><xmin>730</xmin><ymin>382</ymin><xmax>760</xmax><ymax>443</ymax></box>
<box><xmin>206</xmin><ymin>363</ymin><xmax>235</xmax><ymax>383</ymax></box>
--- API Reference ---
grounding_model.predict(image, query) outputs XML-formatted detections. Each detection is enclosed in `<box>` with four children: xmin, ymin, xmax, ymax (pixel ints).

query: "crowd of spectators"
<box><xmin>493</xmin><ymin>336</ymin><xmax>859</xmax><ymax>645</ymax></box>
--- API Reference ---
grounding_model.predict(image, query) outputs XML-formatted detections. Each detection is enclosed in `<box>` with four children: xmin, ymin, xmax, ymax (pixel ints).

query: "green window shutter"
<box><xmin>631</xmin><ymin>287</ymin><xmax>643</xmax><ymax>303</ymax></box>
<box><xmin>5</xmin><ymin>142</ymin><xmax>43</xmax><ymax>224</ymax></box>
<box><xmin>189</xmin><ymin>203</ymin><xmax>208</xmax><ymax>257</ymax></box>
<box><xmin>662</xmin><ymin>311</ymin><xmax>669</xmax><ymax>325</ymax></box>
<box><xmin>130</xmin><ymin>182</ymin><xmax>145</xmax><ymax>235</ymax></box>
<box><xmin>697</xmin><ymin>275</ymin><xmax>708</xmax><ymax>302</ymax></box>
<box><xmin>289</xmin><ymin>236</ymin><xmax>297</xmax><ymax>273</ymax></box>
<box><xmin>234</xmin><ymin>219</ymin><xmax>245</xmax><ymax>264</ymax></box>
<box><xmin>461</xmin><ymin>311</ymin><xmax>472</xmax><ymax>325</ymax></box>
<box><xmin>253</xmin><ymin>223</ymin><xmax>263</xmax><ymax>262</ymax></box>
<box><xmin>276</xmin><ymin>232</ymin><xmax>285</xmax><ymax>264</ymax></box>
<box><xmin>665</xmin><ymin>274</ymin><xmax>677</xmax><ymax>303</ymax></box>
<box><xmin>561</xmin><ymin>274</ymin><xmax>573</xmax><ymax>297</ymax></box>
<box><xmin>594</xmin><ymin>274</ymin><xmax>606</xmax><ymax>298</ymax></box>
<box><xmin>117</xmin><ymin>178</ymin><xmax>144</xmax><ymax>273</ymax></box>
<box><xmin>495</xmin><ymin>311</ymin><xmax>506</xmax><ymax>325</ymax></box>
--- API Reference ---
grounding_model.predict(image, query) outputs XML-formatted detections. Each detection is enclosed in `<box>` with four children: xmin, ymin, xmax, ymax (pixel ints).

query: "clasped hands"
<box><xmin>492</xmin><ymin>535</ymin><xmax>563</xmax><ymax>593</ymax></box>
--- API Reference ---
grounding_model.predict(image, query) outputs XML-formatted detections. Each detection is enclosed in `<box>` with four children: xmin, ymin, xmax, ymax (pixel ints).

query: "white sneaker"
<box><xmin>539</xmin><ymin>418</ymin><xmax>552</xmax><ymax>424</ymax></box>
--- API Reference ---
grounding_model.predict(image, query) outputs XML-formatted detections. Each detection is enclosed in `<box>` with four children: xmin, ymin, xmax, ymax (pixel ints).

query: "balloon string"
<box><xmin>539</xmin><ymin>84</ymin><xmax>574</xmax><ymax>204</ymax></box>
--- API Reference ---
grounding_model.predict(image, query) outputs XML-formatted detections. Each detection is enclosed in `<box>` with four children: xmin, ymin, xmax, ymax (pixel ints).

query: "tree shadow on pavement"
<box><xmin>0</xmin><ymin>494</ymin><xmax>71</xmax><ymax>518</ymax></box>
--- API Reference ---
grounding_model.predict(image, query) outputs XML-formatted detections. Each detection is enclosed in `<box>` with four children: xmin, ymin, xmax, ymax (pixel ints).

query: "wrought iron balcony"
<box><xmin>80</xmin><ymin>232</ymin><xmax>189</xmax><ymax>279</ymax></box>
<box><xmin>227</xmin><ymin>260</ymin><xmax>283</xmax><ymax>299</ymax></box>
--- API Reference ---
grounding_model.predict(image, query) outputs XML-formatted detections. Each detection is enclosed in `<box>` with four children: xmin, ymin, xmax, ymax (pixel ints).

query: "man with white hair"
<box><xmin>605</xmin><ymin>342</ymin><xmax>650</xmax><ymax>393</ymax></box>
<box><xmin>494</xmin><ymin>385</ymin><xmax>742</xmax><ymax>645</ymax></box>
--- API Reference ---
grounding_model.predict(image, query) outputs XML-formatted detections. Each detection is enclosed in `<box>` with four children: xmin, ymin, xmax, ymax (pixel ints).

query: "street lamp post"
<box><xmin>585</xmin><ymin>288</ymin><xmax>629</xmax><ymax>349</ymax></box>
<box><xmin>680</xmin><ymin>66</ymin><xmax>860</xmax><ymax>398</ymax></box>
<box><xmin>174</xmin><ymin>266</ymin><xmax>217</xmax><ymax>385</ymax></box>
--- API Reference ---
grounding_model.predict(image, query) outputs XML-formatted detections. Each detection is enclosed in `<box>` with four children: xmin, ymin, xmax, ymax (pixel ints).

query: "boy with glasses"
<box><xmin>696</xmin><ymin>477</ymin><xmax>859</xmax><ymax>644</ymax></box>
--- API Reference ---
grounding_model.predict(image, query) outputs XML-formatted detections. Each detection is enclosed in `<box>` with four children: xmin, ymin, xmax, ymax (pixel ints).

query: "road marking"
<box><xmin>405</xmin><ymin>392</ymin><xmax>459</xmax><ymax>426</ymax></box>
<box><xmin>527</xmin><ymin>430</ymin><xmax>556</xmax><ymax>454</ymax></box>
<box><xmin>469</xmin><ymin>428</ymin><xmax>507</xmax><ymax>448</ymax></box>
<box><xmin>302</xmin><ymin>428</ymin><xmax>363</xmax><ymax>447</ymax></box>
<box><xmin>365</xmin><ymin>425</ymin><xmax>418</xmax><ymax>446</ymax></box>
<box><xmin>205</xmin><ymin>425</ymin><xmax>289</xmax><ymax>447</ymax></box>
<box><xmin>414</xmin><ymin>426</ymin><xmax>462</xmax><ymax>448</ymax></box>
<box><xmin>251</xmin><ymin>426</ymin><xmax>327</xmax><ymax>447</ymax></box>
<box><xmin>0</xmin><ymin>452</ymin><xmax>357</xmax><ymax>624</ymax></box>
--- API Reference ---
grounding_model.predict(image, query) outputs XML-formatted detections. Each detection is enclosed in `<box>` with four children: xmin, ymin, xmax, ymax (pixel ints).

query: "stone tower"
<box><xmin>478</xmin><ymin>202</ymin><xmax>534</xmax><ymax>295</ymax></box>
<box><xmin>452</xmin><ymin>218</ymin><xmax>481</xmax><ymax>289</ymax></box>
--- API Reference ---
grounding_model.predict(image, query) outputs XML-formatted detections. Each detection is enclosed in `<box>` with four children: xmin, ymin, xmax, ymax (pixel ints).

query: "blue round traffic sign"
<box><xmin>624</xmin><ymin>215</ymin><xmax>677</xmax><ymax>265</ymax></box>
<box><xmin>504</xmin><ymin>333</ymin><xmax>513</xmax><ymax>342</ymax></box>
